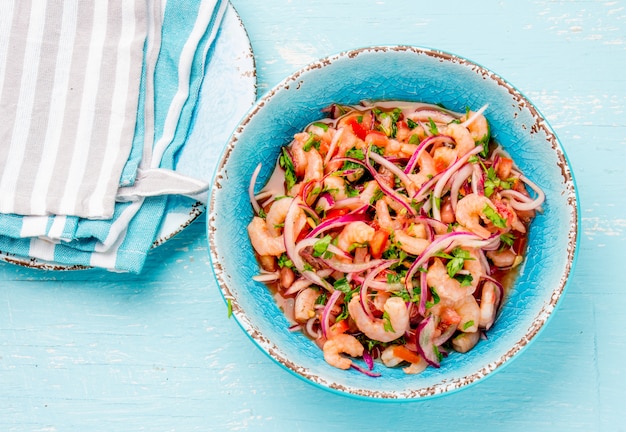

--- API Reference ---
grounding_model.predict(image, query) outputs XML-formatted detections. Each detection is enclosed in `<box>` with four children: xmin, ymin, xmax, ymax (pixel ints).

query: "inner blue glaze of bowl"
<box><xmin>208</xmin><ymin>46</ymin><xmax>579</xmax><ymax>400</ymax></box>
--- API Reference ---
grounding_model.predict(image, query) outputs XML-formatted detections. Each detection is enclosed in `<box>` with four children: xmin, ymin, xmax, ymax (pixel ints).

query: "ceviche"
<box><xmin>246</xmin><ymin>101</ymin><xmax>545</xmax><ymax>376</ymax></box>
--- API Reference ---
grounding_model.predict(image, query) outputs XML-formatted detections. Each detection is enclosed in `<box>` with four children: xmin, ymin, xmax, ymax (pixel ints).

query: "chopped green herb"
<box><xmin>428</xmin><ymin>118</ymin><xmax>438</xmax><ymax>135</ymax></box>
<box><xmin>226</xmin><ymin>298</ymin><xmax>233</xmax><ymax>318</ymax></box>
<box><xmin>406</xmin><ymin>118</ymin><xmax>418</xmax><ymax>129</ymax></box>
<box><xmin>462</xmin><ymin>320</ymin><xmax>475</xmax><ymax>331</ymax></box>
<box><xmin>370</xmin><ymin>188</ymin><xmax>384</xmax><ymax>205</ymax></box>
<box><xmin>383</xmin><ymin>311</ymin><xmax>395</xmax><ymax>333</ymax></box>
<box><xmin>315</xmin><ymin>292</ymin><xmax>327</xmax><ymax>305</ymax></box>
<box><xmin>408</xmin><ymin>134</ymin><xmax>420</xmax><ymax>144</ymax></box>
<box><xmin>500</xmin><ymin>232</ymin><xmax>516</xmax><ymax>247</ymax></box>
<box><xmin>312</xmin><ymin>235</ymin><xmax>333</xmax><ymax>257</ymax></box>
<box><xmin>302</xmin><ymin>133</ymin><xmax>320</xmax><ymax>151</ymax></box>
<box><xmin>312</xmin><ymin>122</ymin><xmax>329</xmax><ymax>132</ymax></box>
<box><xmin>356</xmin><ymin>115</ymin><xmax>363</xmax><ymax>124</ymax></box>
<box><xmin>483</xmin><ymin>204</ymin><xmax>508</xmax><ymax>229</ymax></box>
<box><xmin>277</xmin><ymin>253</ymin><xmax>293</xmax><ymax>269</ymax></box>
<box><xmin>278</xmin><ymin>147</ymin><xmax>297</xmax><ymax>190</ymax></box>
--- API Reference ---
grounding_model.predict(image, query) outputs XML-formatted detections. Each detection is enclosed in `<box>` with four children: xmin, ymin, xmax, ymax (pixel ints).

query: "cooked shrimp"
<box><xmin>293</xmin><ymin>287</ymin><xmax>320</xmax><ymax>323</ymax></box>
<box><xmin>359</xmin><ymin>181</ymin><xmax>379</xmax><ymax>206</ymax></box>
<box><xmin>455</xmin><ymin>193</ymin><xmax>499</xmax><ymax>239</ymax></box>
<box><xmin>443</xmin><ymin>122</ymin><xmax>475</xmax><ymax>158</ymax></box>
<box><xmin>247</xmin><ymin>216</ymin><xmax>286</xmax><ymax>257</ymax></box>
<box><xmin>323</xmin><ymin>175</ymin><xmax>348</xmax><ymax>201</ymax></box>
<box><xmin>462</xmin><ymin>247</ymin><xmax>484</xmax><ymax>292</ymax></box>
<box><xmin>451</xmin><ymin>330</ymin><xmax>480</xmax><ymax>353</ymax></box>
<box><xmin>408</xmin><ymin>151</ymin><xmax>437</xmax><ymax>189</ymax></box>
<box><xmin>303</xmin><ymin>148</ymin><xmax>324</xmax><ymax>182</ymax></box>
<box><xmin>348</xmin><ymin>296</ymin><xmax>409</xmax><ymax>343</ymax></box>
<box><xmin>454</xmin><ymin>295</ymin><xmax>480</xmax><ymax>333</ymax></box>
<box><xmin>426</xmin><ymin>258</ymin><xmax>469</xmax><ymax>303</ymax></box>
<box><xmin>290</xmin><ymin>133</ymin><xmax>310</xmax><ymax>177</ymax></box>
<box><xmin>462</xmin><ymin>110</ymin><xmax>489</xmax><ymax>144</ymax></box>
<box><xmin>486</xmin><ymin>248</ymin><xmax>518</xmax><ymax>268</ymax></box>
<box><xmin>337</xmin><ymin>221</ymin><xmax>375</xmax><ymax>252</ymax></box>
<box><xmin>479</xmin><ymin>280</ymin><xmax>500</xmax><ymax>330</ymax></box>
<box><xmin>375</xmin><ymin>199</ymin><xmax>394</xmax><ymax>231</ymax></box>
<box><xmin>266</xmin><ymin>197</ymin><xmax>295</xmax><ymax>237</ymax></box>
<box><xmin>290</xmin><ymin>133</ymin><xmax>324</xmax><ymax>182</ymax></box>
<box><xmin>394</xmin><ymin>230</ymin><xmax>429</xmax><ymax>256</ymax></box>
<box><xmin>323</xmin><ymin>334</ymin><xmax>364</xmax><ymax>370</ymax></box>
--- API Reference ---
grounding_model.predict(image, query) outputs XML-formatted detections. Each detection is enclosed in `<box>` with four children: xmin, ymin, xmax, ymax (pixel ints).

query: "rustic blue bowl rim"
<box><xmin>207</xmin><ymin>45</ymin><xmax>580</xmax><ymax>401</ymax></box>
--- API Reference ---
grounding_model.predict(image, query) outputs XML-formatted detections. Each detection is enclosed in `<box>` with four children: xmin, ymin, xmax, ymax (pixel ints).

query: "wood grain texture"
<box><xmin>1</xmin><ymin>0</ymin><xmax>625</xmax><ymax>430</ymax></box>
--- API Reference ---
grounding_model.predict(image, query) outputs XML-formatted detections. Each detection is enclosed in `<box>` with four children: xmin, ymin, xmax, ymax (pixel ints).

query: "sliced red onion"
<box><xmin>416</xmin><ymin>315</ymin><xmax>440</xmax><ymax>368</ymax></box>
<box><xmin>363</xmin><ymin>350</ymin><xmax>375</xmax><ymax>371</ymax></box>
<box><xmin>368</xmin><ymin>151</ymin><xmax>414</xmax><ymax>192</ymax></box>
<box><xmin>406</xmin><ymin>109</ymin><xmax>457</xmax><ymax>125</ymax></box>
<box><xmin>321</xmin><ymin>289</ymin><xmax>342</xmax><ymax>338</ymax></box>
<box><xmin>500</xmin><ymin>174</ymin><xmax>545</xmax><ymax>211</ymax></box>
<box><xmin>433</xmin><ymin>322</ymin><xmax>457</xmax><ymax>346</ymax></box>
<box><xmin>449</xmin><ymin>163</ymin><xmax>474</xmax><ymax>213</ymax></box>
<box><xmin>323</xmin><ymin>127</ymin><xmax>345</xmax><ymax>166</ymax></box>
<box><xmin>323</xmin><ymin>258</ymin><xmax>384</xmax><ymax>274</ymax></box>
<box><xmin>405</xmin><ymin>231</ymin><xmax>482</xmax><ymax>293</ymax></box>
<box><xmin>350</xmin><ymin>363</ymin><xmax>381</xmax><ymax>377</ymax></box>
<box><xmin>305</xmin><ymin>212</ymin><xmax>367</xmax><ymax>239</ymax></box>
<box><xmin>283</xmin><ymin>277</ymin><xmax>313</xmax><ymax>296</ymax></box>
<box><xmin>359</xmin><ymin>260</ymin><xmax>399</xmax><ymax>320</ymax></box>
<box><xmin>412</xmin><ymin>171</ymin><xmax>443</xmax><ymax>202</ymax></box>
<box><xmin>481</xmin><ymin>275</ymin><xmax>504</xmax><ymax>312</ymax></box>
<box><xmin>337</xmin><ymin>155</ymin><xmax>417</xmax><ymax>216</ymax></box>
<box><xmin>460</xmin><ymin>104</ymin><xmax>489</xmax><ymax>129</ymax></box>
<box><xmin>305</xmin><ymin>318</ymin><xmax>320</xmax><ymax>339</ymax></box>
<box><xmin>252</xmin><ymin>272</ymin><xmax>279</xmax><ymax>283</ymax></box>
<box><xmin>284</xmin><ymin>199</ymin><xmax>333</xmax><ymax>291</ymax></box>
<box><xmin>288</xmin><ymin>323</ymin><xmax>302</xmax><ymax>332</ymax></box>
<box><xmin>248</xmin><ymin>163</ymin><xmax>263</xmax><ymax>214</ymax></box>
<box><xmin>471</xmin><ymin>162</ymin><xmax>485</xmax><ymax>196</ymax></box>
<box><xmin>404</xmin><ymin>135</ymin><xmax>455</xmax><ymax>174</ymax></box>
<box><xmin>418</xmin><ymin>262</ymin><xmax>428</xmax><ymax>316</ymax></box>
<box><xmin>432</xmin><ymin>145</ymin><xmax>484</xmax><ymax>221</ymax></box>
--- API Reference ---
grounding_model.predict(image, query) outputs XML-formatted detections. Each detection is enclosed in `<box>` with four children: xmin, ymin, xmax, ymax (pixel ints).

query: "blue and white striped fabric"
<box><xmin>0</xmin><ymin>0</ymin><xmax>227</xmax><ymax>272</ymax></box>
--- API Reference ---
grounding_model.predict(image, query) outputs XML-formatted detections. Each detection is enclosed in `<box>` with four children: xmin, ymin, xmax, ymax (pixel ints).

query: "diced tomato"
<box><xmin>324</xmin><ymin>207</ymin><xmax>349</xmax><ymax>220</ymax></box>
<box><xmin>496</xmin><ymin>157</ymin><xmax>513</xmax><ymax>180</ymax></box>
<box><xmin>392</xmin><ymin>345</ymin><xmax>423</xmax><ymax>364</ymax></box>
<box><xmin>345</xmin><ymin>117</ymin><xmax>369</xmax><ymax>140</ymax></box>
<box><xmin>369</xmin><ymin>229</ymin><xmax>389</xmax><ymax>259</ymax></box>
<box><xmin>326</xmin><ymin>319</ymin><xmax>349</xmax><ymax>339</ymax></box>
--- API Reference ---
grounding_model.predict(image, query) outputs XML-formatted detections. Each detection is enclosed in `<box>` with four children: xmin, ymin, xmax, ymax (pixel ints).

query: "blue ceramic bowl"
<box><xmin>208</xmin><ymin>46</ymin><xmax>579</xmax><ymax>400</ymax></box>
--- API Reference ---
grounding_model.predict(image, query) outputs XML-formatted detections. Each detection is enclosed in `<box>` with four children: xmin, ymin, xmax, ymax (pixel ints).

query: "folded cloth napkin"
<box><xmin>0</xmin><ymin>0</ymin><xmax>227</xmax><ymax>272</ymax></box>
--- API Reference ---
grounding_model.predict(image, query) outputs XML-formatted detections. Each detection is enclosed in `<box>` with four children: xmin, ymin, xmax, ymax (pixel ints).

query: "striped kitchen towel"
<box><xmin>0</xmin><ymin>0</ymin><xmax>227</xmax><ymax>272</ymax></box>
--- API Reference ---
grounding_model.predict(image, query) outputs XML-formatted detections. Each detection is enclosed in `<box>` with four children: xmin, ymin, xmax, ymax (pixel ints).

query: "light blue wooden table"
<box><xmin>1</xmin><ymin>1</ymin><xmax>623</xmax><ymax>430</ymax></box>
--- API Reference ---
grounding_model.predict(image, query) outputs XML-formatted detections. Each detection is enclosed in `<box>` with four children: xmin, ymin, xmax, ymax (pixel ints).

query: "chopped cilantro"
<box><xmin>278</xmin><ymin>147</ymin><xmax>297</xmax><ymax>190</ymax></box>
<box><xmin>462</xmin><ymin>320</ymin><xmax>475</xmax><ymax>331</ymax></box>
<box><xmin>483</xmin><ymin>204</ymin><xmax>508</xmax><ymax>229</ymax></box>
<box><xmin>312</xmin><ymin>235</ymin><xmax>333</xmax><ymax>257</ymax></box>
<box><xmin>333</xmin><ymin>277</ymin><xmax>352</xmax><ymax>293</ymax></box>
<box><xmin>302</xmin><ymin>133</ymin><xmax>320</xmax><ymax>151</ymax></box>
<box><xmin>382</xmin><ymin>311</ymin><xmax>395</xmax><ymax>333</ymax></box>
<box><xmin>370</xmin><ymin>188</ymin><xmax>384</xmax><ymax>205</ymax></box>
<box><xmin>406</xmin><ymin>118</ymin><xmax>418</xmax><ymax>129</ymax></box>
<box><xmin>500</xmin><ymin>232</ymin><xmax>516</xmax><ymax>247</ymax></box>
<box><xmin>277</xmin><ymin>253</ymin><xmax>293</xmax><ymax>269</ymax></box>
<box><xmin>315</xmin><ymin>292</ymin><xmax>327</xmax><ymax>305</ymax></box>
<box><xmin>428</xmin><ymin>118</ymin><xmax>438</xmax><ymax>135</ymax></box>
<box><xmin>408</xmin><ymin>134</ymin><xmax>420</xmax><ymax>144</ymax></box>
<box><xmin>312</xmin><ymin>122</ymin><xmax>329</xmax><ymax>132</ymax></box>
